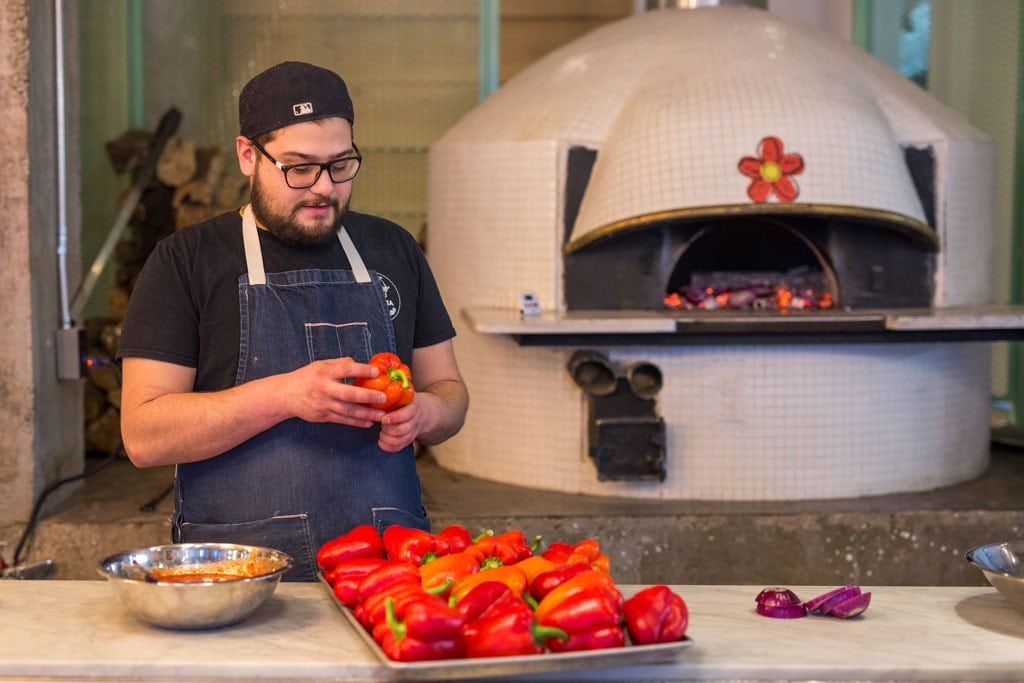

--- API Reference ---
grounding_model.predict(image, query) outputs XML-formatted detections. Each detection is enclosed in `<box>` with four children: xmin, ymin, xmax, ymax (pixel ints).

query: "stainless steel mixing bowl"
<box><xmin>966</xmin><ymin>540</ymin><xmax>1024</xmax><ymax>616</ymax></box>
<box><xmin>97</xmin><ymin>543</ymin><xmax>292</xmax><ymax>630</ymax></box>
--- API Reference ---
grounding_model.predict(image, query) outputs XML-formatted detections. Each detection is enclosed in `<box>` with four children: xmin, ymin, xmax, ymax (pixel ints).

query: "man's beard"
<box><xmin>250</xmin><ymin>169</ymin><xmax>348</xmax><ymax>247</ymax></box>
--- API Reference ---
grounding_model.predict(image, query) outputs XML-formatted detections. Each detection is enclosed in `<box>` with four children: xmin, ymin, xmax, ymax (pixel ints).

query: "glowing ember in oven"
<box><xmin>664</xmin><ymin>267</ymin><xmax>834</xmax><ymax>311</ymax></box>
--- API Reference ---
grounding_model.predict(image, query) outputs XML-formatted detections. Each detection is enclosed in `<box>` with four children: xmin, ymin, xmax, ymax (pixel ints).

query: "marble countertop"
<box><xmin>1</xmin><ymin>582</ymin><xmax>1022</xmax><ymax>682</ymax></box>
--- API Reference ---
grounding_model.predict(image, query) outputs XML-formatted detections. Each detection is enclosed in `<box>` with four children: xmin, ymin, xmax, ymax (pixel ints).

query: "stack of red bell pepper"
<box><xmin>317</xmin><ymin>523</ymin><xmax>690</xmax><ymax>662</ymax></box>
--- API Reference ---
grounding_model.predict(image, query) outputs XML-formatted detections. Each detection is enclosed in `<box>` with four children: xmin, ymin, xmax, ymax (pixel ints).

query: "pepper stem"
<box><xmin>385</xmin><ymin>597</ymin><xmax>407</xmax><ymax>643</ymax></box>
<box><xmin>424</xmin><ymin>577</ymin><xmax>452</xmax><ymax>595</ymax></box>
<box><xmin>472</xmin><ymin>529</ymin><xmax>494</xmax><ymax>543</ymax></box>
<box><xmin>530</xmin><ymin>534</ymin><xmax>543</xmax><ymax>553</ymax></box>
<box><xmin>387</xmin><ymin>368</ymin><xmax>409</xmax><ymax>388</ymax></box>
<box><xmin>480</xmin><ymin>556</ymin><xmax>503</xmax><ymax>570</ymax></box>
<box><xmin>532</xmin><ymin>623</ymin><xmax>568</xmax><ymax>645</ymax></box>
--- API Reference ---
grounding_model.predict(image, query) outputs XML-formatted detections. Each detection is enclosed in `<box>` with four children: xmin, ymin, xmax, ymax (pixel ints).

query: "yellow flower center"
<box><xmin>760</xmin><ymin>161</ymin><xmax>783</xmax><ymax>183</ymax></box>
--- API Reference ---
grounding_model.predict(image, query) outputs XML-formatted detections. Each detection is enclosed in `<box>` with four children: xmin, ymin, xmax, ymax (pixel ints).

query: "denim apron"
<box><xmin>172</xmin><ymin>205</ymin><xmax>429</xmax><ymax>581</ymax></box>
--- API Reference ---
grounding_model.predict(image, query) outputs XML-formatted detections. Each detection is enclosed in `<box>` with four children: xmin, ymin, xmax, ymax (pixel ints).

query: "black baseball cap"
<box><xmin>238</xmin><ymin>61</ymin><xmax>354</xmax><ymax>139</ymax></box>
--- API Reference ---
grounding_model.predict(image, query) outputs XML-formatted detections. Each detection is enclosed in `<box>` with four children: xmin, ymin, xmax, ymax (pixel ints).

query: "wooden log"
<box><xmin>86</xmin><ymin>407</ymin><xmax>122</xmax><ymax>455</ymax></box>
<box><xmin>213</xmin><ymin>176</ymin><xmax>249</xmax><ymax>211</ymax></box>
<box><xmin>84</xmin><ymin>382</ymin><xmax>107</xmax><ymax>423</ymax></box>
<box><xmin>87</xmin><ymin>366</ymin><xmax>121</xmax><ymax>393</ymax></box>
<box><xmin>173</xmin><ymin>147</ymin><xmax>225</xmax><ymax>208</ymax></box>
<box><xmin>100</xmin><ymin>323</ymin><xmax>122</xmax><ymax>358</ymax></box>
<box><xmin>156</xmin><ymin>137</ymin><xmax>197</xmax><ymax>188</ymax></box>
<box><xmin>108</xmin><ymin>286</ymin><xmax>130</xmax><ymax>322</ymax></box>
<box><xmin>105</xmin><ymin>129</ymin><xmax>153</xmax><ymax>175</ymax></box>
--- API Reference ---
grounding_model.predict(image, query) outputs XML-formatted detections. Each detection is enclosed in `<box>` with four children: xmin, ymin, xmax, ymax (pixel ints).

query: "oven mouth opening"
<box><xmin>664</xmin><ymin>219</ymin><xmax>839</xmax><ymax>312</ymax></box>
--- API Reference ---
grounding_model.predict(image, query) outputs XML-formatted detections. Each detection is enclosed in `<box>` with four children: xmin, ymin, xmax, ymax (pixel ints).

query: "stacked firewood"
<box><xmin>83</xmin><ymin>130</ymin><xmax>248</xmax><ymax>454</ymax></box>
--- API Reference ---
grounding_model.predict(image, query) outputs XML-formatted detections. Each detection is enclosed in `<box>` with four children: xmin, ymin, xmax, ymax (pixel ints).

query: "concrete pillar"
<box><xmin>0</xmin><ymin>0</ymin><xmax>83</xmax><ymax>536</ymax></box>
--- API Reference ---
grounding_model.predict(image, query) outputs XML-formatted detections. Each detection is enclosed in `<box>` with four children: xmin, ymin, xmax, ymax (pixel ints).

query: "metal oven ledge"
<box><xmin>462</xmin><ymin>305</ymin><xmax>1024</xmax><ymax>346</ymax></box>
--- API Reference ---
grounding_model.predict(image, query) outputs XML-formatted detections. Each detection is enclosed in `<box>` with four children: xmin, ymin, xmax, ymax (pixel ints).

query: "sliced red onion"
<box><xmin>824</xmin><ymin>591</ymin><xmax>871</xmax><ymax>618</ymax></box>
<box><xmin>756</xmin><ymin>587</ymin><xmax>802</xmax><ymax>606</ymax></box>
<box><xmin>755</xmin><ymin>587</ymin><xmax>807</xmax><ymax>618</ymax></box>
<box><xmin>804</xmin><ymin>585</ymin><xmax>861</xmax><ymax>615</ymax></box>
<box><xmin>756</xmin><ymin>603</ymin><xmax>808</xmax><ymax>618</ymax></box>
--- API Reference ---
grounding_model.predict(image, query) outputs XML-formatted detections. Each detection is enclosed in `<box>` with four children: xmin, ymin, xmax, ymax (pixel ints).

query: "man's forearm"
<box><xmin>122</xmin><ymin>375</ymin><xmax>289</xmax><ymax>467</ymax></box>
<box><xmin>416</xmin><ymin>379</ymin><xmax>469</xmax><ymax>446</ymax></box>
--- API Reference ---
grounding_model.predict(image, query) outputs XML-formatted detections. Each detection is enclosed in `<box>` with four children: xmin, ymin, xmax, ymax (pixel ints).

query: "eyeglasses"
<box><xmin>250</xmin><ymin>138</ymin><xmax>362</xmax><ymax>189</ymax></box>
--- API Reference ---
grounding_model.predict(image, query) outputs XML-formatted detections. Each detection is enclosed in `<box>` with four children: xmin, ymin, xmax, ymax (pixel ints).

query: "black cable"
<box><xmin>12</xmin><ymin>442</ymin><xmax>121</xmax><ymax>567</ymax></box>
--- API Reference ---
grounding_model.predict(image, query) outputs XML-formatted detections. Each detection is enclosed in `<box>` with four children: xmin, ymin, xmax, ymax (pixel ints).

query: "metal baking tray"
<box><xmin>320</xmin><ymin>575</ymin><xmax>693</xmax><ymax>681</ymax></box>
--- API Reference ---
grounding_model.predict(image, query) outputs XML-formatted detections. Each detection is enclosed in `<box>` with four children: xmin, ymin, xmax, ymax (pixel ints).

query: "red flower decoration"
<box><xmin>738</xmin><ymin>136</ymin><xmax>804</xmax><ymax>203</ymax></box>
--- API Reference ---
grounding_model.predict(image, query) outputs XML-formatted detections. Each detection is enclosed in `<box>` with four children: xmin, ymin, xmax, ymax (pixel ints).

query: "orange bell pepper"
<box><xmin>451</xmin><ymin>565</ymin><xmax>528</xmax><ymax>604</ymax></box>
<box><xmin>534</xmin><ymin>570</ymin><xmax>620</xmax><ymax>622</ymax></box>
<box><xmin>355</xmin><ymin>352</ymin><xmax>415</xmax><ymax>412</ymax></box>
<box><xmin>419</xmin><ymin>553</ymin><xmax>479</xmax><ymax>596</ymax></box>
<box><xmin>513</xmin><ymin>555</ymin><xmax>557</xmax><ymax>587</ymax></box>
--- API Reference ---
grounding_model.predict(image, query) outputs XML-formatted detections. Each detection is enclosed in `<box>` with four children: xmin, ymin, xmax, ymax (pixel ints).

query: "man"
<box><xmin>118</xmin><ymin>61</ymin><xmax>468</xmax><ymax>581</ymax></box>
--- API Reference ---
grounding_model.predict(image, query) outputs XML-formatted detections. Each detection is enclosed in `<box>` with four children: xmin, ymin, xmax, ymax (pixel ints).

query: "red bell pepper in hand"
<box><xmin>537</xmin><ymin>586</ymin><xmax>625</xmax><ymax>652</ymax></box>
<box><xmin>355</xmin><ymin>352</ymin><xmax>415</xmax><ymax>412</ymax></box>
<box><xmin>623</xmin><ymin>585</ymin><xmax>689</xmax><ymax>644</ymax></box>
<box><xmin>437</xmin><ymin>524</ymin><xmax>473</xmax><ymax>554</ymax></box>
<box><xmin>463</xmin><ymin>601</ymin><xmax>568</xmax><ymax>658</ymax></box>
<box><xmin>380</xmin><ymin>596</ymin><xmax>465</xmax><ymax>661</ymax></box>
<box><xmin>327</xmin><ymin>557</ymin><xmax>389</xmax><ymax>606</ymax></box>
<box><xmin>316</xmin><ymin>524</ymin><xmax>384</xmax><ymax>571</ymax></box>
<box><xmin>383</xmin><ymin>525</ymin><xmax>450</xmax><ymax>565</ymax></box>
<box><xmin>530</xmin><ymin>563</ymin><xmax>591</xmax><ymax>601</ymax></box>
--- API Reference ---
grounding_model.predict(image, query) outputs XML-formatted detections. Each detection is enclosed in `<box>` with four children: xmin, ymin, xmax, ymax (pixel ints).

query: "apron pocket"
<box><xmin>371</xmin><ymin>506</ymin><xmax>431</xmax><ymax>536</ymax></box>
<box><xmin>176</xmin><ymin>513</ymin><xmax>317</xmax><ymax>582</ymax></box>
<box><xmin>304</xmin><ymin>321</ymin><xmax>371</xmax><ymax>364</ymax></box>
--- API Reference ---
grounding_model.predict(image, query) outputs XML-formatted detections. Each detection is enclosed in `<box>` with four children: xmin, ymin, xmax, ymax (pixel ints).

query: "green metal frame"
<box><xmin>852</xmin><ymin>0</ymin><xmax>874</xmax><ymax>53</ymax></box>
<box><xmin>1008</xmin><ymin>6</ymin><xmax>1024</xmax><ymax>425</ymax></box>
<box><xmin>127</xmin><ymin>0</ymin><xmax>145</xmax><ymax>127</ymax></box>
<box><xmin>479</xmin><ymin>0</ymin><xmax>500</xmax><ymax>100</ymax></box>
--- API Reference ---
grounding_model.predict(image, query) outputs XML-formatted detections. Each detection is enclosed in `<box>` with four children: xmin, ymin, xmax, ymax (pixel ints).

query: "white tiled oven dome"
<box><xmin>426</xmin><ymin>7</ymin><xmax>994</xmax><ymax>500</ymax></box>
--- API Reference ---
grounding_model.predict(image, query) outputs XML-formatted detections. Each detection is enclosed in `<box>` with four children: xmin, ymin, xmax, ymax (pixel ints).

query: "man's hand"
<box><xmin>378</xmin><ymin>395</ymin><xmax>431</xmax><ymax>453</ymax></box>
<box><xmin>285</xmin><ymin>357</ymin><xmax>389</xmax><ymax>428</ymax></box>
<box><xmin>376</xmin><ymin>341</ymin><xmax>469</xmax><ymax>453</ymax></box>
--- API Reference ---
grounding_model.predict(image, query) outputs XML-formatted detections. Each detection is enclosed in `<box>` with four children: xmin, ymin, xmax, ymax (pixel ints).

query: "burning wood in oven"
<box><xmin>664</xmin><ymin>266</ymin><xmax>834</xmax><ymax>311</ymax></box>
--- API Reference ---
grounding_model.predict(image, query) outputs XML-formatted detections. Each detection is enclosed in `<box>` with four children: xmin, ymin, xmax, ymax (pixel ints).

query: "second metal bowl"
<box><xmin>966</xmin><ymin>540</ymin><xmax>1024</xmax><ymax>616</ymax></box>
<box><xmin>97</xmin><ymin>543</ymin><xmax>292</xmax><ymax>630</ymax></box>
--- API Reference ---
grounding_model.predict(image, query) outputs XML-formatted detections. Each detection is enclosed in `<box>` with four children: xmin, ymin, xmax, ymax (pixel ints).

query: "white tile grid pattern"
<box><xmin>428</xmin><ymin>141</ymin><xmax>585</xmax><ymax>491</ymax></box>
<box><xmin>937</xmin><ymin>139</ymin><xmax>996</xmax><ymax>307</ymax></box>
<box><xmin>571</xmin><ymin>72</ymin><xmax>928</xmax><ymax>243</ymax></box>
<box><xmin>428</xmin><ymin>140</ymin><xmax>561</xmax><ymax>312</ymax></box>
<box><xmin>436</xmin><ymin>340</ymin><xmax>990</xmax><ymax>500</ymax></box>
<box><xmin>427</xmin><ymin>7</ymin><xmax>995</xmax><ymax>499</ymax></box>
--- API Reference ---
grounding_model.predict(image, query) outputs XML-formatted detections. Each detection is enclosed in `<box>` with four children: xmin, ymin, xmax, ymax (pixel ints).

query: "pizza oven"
<box><xmin>425</xmin><ymin>6</ymin><xmax>1020</xmax><ymax>500</ymax></box>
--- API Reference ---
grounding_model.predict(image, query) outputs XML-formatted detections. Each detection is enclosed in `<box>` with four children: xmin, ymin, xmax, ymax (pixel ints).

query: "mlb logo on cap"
<box><xmin>293</xmin><ymin>102</ymin><xmax>314</xmax><ymax>116</ymax></box>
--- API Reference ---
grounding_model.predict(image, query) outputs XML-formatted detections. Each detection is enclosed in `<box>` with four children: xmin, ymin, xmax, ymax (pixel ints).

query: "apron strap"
<box><xmin>241</xmin><ymin>205</ymin><xmax>372</xmax><ymax>285</ymax></box>
<box><xmin>241</xmin><ymin>205</ymin><xmax>267</xmax><ymax>286</ymax></box>
<box><xmin>337</xmin><ymin>226</ymin><xmax>371</xmax><ymax>284</ymax></box>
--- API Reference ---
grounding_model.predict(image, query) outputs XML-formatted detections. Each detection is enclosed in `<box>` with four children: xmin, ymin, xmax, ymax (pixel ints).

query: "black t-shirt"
<box><xmin>117</xmin><ymin>210</ymin><xmax>455</xmax><ymax>392</ymax></box>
